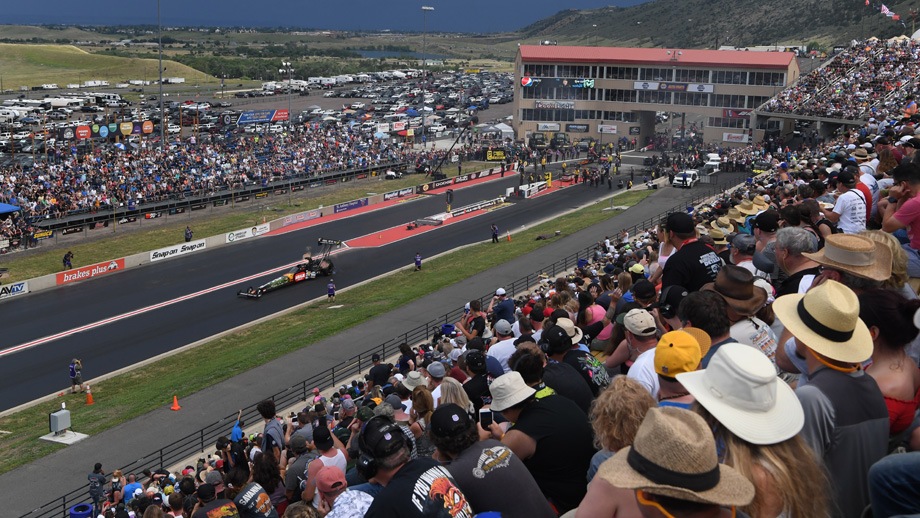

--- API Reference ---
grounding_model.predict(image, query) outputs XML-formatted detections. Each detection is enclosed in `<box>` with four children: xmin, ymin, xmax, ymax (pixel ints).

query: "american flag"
<box><xmin>880</xmin><ymin>4</ymin><xmax>892</xmax><ymax>16</ymax></box>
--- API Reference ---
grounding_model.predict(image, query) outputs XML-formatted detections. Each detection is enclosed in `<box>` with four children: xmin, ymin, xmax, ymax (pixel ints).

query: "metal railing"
<box><xmin>20</xmin><ymin>179</ymin><xmax>735</xmax><ymax>517</ymax></box>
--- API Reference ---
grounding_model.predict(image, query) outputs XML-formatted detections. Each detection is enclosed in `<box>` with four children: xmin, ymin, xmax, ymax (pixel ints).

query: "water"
<box><xmin>356</xmin><ymin>50</ymin><xmax>446</xmax><ymax>60</ymax></box>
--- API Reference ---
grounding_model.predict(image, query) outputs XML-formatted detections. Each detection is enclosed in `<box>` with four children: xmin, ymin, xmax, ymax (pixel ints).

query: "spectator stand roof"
<box><xmin>518</xmin><ymin>45</ymin><xmax>795</xmax><ymax>70</ymax></box>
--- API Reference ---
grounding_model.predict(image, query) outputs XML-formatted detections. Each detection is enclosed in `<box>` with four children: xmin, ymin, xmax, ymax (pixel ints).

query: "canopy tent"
<box><xmin>0</xmin><ymin>203</ymin><xmax>21</xmax><ymax>215</ymax></box>
<box><xmin>477</xmin><ymin>122</ymin><xmax>514</xmax><ymax>141</ymax></box>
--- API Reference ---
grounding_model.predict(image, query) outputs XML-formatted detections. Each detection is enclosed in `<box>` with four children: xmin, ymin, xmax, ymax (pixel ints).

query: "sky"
<box><xmin>2</xmin><ymin>1</ymin><xmax>644</xmax><ymax>34</ymax></box>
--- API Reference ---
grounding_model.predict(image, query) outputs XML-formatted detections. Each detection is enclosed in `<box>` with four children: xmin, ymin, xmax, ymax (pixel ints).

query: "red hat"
<box><xmin>315</xmin><ymin>466</ymin><xmax>347</xmax><ymax>494</ymax></box>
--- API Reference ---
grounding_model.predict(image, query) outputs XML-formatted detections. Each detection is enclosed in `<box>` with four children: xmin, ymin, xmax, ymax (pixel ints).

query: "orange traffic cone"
<box><xmin>506</xmin><ymin>231</ymin><xmax>512</xmax><ymax>242</ymax></box>
<box><xmin>170</xmin><ymin>395</ymin><xmax>181</xmax><ymax>411</ymax></box>
<box><xmin>85</xmin><ymin>385</ymin><xmax>94</xmax><ymax>406</ymax></box>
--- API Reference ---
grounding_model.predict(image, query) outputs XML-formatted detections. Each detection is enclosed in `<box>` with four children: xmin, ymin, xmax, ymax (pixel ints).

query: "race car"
<box><xmin>237</xmin><ymin>238</ymin><xmax>341</xmax><ymax>299</ymax></box>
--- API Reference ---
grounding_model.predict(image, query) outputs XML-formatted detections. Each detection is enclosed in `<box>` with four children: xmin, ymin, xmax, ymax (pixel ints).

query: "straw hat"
<box><xmin>599</xmin><ymin>407</ymin><xmax>755</xmax><ymax>506</ymax></box>
<box><xmin>710</xmin><ymin>216</ymin><xmax>733</xmax><ymax>234</ymax></box>
<box><xmin>489</xmin><ymin>371</ymin><xmax>536</xmax><ymax>412</ymax></box>
<box><xmin>678</xmin><ymin>343</ymin><xmax>804</xmax><ymax>445</ymax></box>
<box><xmin>709</xmin><ymin>228</ymin><xmax>728</xmax><ymax>246</ymax></box>
<box><xmin>802</xmin><ymin>233</ymin><xmax>891</xmax><ymax>282</ymax></box>
<box><xmin>773</xmin><ymin>280</ymin><xmax>872</xmax><ymax>363</ymax></box>
<box><xmin>727</xmin><ymin>207</ymin><xmax>746</xmax><ymax>224</ymax></box>
<box><xmin>737</xmin><ymin>199</ymin><xmax>758</xmax><ymax>216</ymax></box>
<box><xmin>701</xmin><ymin>265</ymin><xmax>768</xmax><ymax>316</ymax></box>
<box><xmin>752</xmin><ymin>195</ymin><xmax>769</xmax><ymax>211</ymax></box>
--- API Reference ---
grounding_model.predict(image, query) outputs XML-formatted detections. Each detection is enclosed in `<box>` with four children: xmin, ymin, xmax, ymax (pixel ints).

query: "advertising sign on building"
<box><xmin>536</xmin><ymin>123</ymin><xmax>560</xmax><ymax>131</ymax></box>
<box><xmin>722</xmin><ymin>132</ymin><xmax>750</xmax><ymax>143</ymax></box>
<box><xmin>598</xmin><ymin>124</ymin><xmax>618</xmax><ymax>134</ymax></box>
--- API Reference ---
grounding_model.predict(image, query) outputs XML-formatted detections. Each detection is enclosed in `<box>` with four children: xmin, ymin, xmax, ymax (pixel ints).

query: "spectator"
<box><xmin>301</xmin><ymin>426</ymin><xmax>348</xmax><ymax>509</ymax></box>
<box><xmin>87</xmin><ymin>462</ymin><xmax>106</xmax><ymax>517</ymax></box>
<box><xmin>360</xmin><ymin>415</ymin><xmax>472</xmax><ymax>518</ymax></box>
<box><xmin>488</xmin><ymin>287</ymin><xmax>515</xmax><ymax>326</ymax></box>
<box><xmin>660</xmin><ymin>212</ymin><xmax>722</xmax><ymax>291</ymax></box>
<box><xmin>585</xmin><ymin>376</ymin><xmax>656</xmax><ymax>484</ymax></box>
<box><xmin>680</xmin><ymin>343</ymin><xmax>829</xmax><ymax>518</ymax></box>
<box><xmin>314</xmin><ymin>466</ymin><xmax>373</xmax><ymax>518</ymax></box>
<box><xmin>395</xmin><ymin>343</ymin><xmax>415</xmax><ymax>375</ymax></box>
<box><xmin>881</xmin><ymin>162</ymin><xmax>920</xmax><ymax>277</ymax></box>
<box><xmin>617</xmin><ymin>309</ymin><xmax>663</xmax><ymax>395</ymax></box>
<box><xmin>485</xmin><ymin>371</ymin><xmax>595</xmax><ymax>514</ymax></box>
<box><xmin>455</xmin><ymin>300</ymin><xmax>486</xmax><ymax>342</ymax></box>
<box><xmin>425</xmin><ymin>361</ymin><xmax>446</xmax><ymax>408</ymax></box>
<box><xmin>508</xmin><ymin>342</ymin><xmax>593</xmax><ymax>415</ymax></box>
<box><xmin>553</xmin><ymin>317</ymin><xmax>611</xmax><ymax>395</ymax></box>
<box><xmin>461</xmin><ymin>350</ymin><xmax>492</xmax><ymax>412</ymax></box>
<box><xmin>676</xmin><ymin>291</ymin><xmax>734</xmax><ymax>367</ymax></box>
<box><xmin>366</xmin><ymin>353</ymin><xmax>391</xmax><ymax>391</ymax></box>
<box><xmin>226</xmin><ymin>465</ymin><xmax>278</xmax><ymax>518</ymax></box>
<box><xmin>191</xmin><ymin>483</ymin><xmax>238</xmax><ymax>518</ymax></box>
<box><xmin>823</xmin><ymin>170</ymin><xmax>868</xmax><ymax>234</ymax></box>
<box><xmin>588</xmin><ymin>407</ymin><xmax>754</xmax><ymax>518</ymax></box>
<box><xmin>429</xmin><ymin>403</ymin><xmax>555</xmax><ymax>518</ymax></box>
<box><xmin>804</xmin><ymin>233</ymin><xmax>892</xmax><ymax>291</ymax></box>
<box><xmin>283</xmin><ymin>435</ymin><xmax>315</xmax><ymax>504</ymax></box>
<box><xmin>774</xmin><ymin>280</ymin><xmax>888</xmax><ymax>517</ymax></box>
<box><xmin>123</xmin><ymin>473</ymin><xmax>142</xmax><ymax>505</ymax></box>
<box><xmin>772</xmin><ymin>227</ymin><xmax>820</xmax><ymax>299</ymax></box>
<box><xmin>653</xmin><ymin>329</ymin><xmax>710</xmax><ymax>409</ymax></box>
<box><xmin>407</xmin><ymin>386</ymin><xmax>436</xmax><ymax>458</ymax></box>
<box><xmin>436</xmin><ymin>377</ymin><xmax>473</xmax><ymax>414</ymax></box>
<box><xmin>257</xmin><ymin>400</ymin><xmax>284</xmax><ymax>461</ymax></box>
<box><xmin>486</xmin><ymin>319</ymin><xmax>516</xmax><ymax>373</ymax></box>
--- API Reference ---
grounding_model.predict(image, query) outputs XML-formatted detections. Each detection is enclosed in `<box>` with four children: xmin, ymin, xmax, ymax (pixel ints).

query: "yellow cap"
<box><xmin>655</xmin><ymin>330</ymin><xmax>702</xmax><ymax>377</ymax></box>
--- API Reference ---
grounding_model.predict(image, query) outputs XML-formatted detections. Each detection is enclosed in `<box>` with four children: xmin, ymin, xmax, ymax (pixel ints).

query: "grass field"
<box><xmin>0</xmin><ymin>187</ymin><xmax>654</xmax><ymax>474</ymax></box>
<box><xmin>0</xmin><ymin>43</ymin><xmax>216</xmax><ymax>89</ymax></box>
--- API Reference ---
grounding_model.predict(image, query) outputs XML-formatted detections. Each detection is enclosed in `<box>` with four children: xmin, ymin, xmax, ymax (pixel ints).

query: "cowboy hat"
<box><xmin>726</xmin><ymin>207</ymin><xmax>746</xmax><ymax>224</ymax></box>
<box><xmin>708</xmin><ymin>228</ymin><xmax>728</xmax><ymax>246</ymax></box>
<box><xmin>678</xmin><ymin>343</ymin><xmax>804</xmax><ymax>445</ymax></box>
<box><xmin>752</xmin><ymin>195</ymin><xmax>769</xmax><ymax>211</ymax></box>
<box><xmin>489</xmin><ymin>371</ymin><xmax>536</xmax><ymax>412</ymax></box>
<box><xmin>710</xmin><ymin>216</ymin><xmax>733</xmax><ymax>234</ymax></box>
<box><xmin>701</xmin><ymin>265</ymin><xmax>768</xmax><ymax>316</ymax></box>
<box><xmin>802</xmin><ymin>233</ymin><xmax>892</xmax><ymax>282</ymax></box>
<box><xmin>737</xmin><ymin>199</ymin><xmax>758</xmax><ymax>216</ymax></box>
<box><xmin>598</xmin><ymin>407</ymin><xmax>755</xmax><ymax>506</ymax></box>
<box><xmin>773</xmin><ymin>280</ymin><xmax>872</xmax><ymax>364</ymax></box>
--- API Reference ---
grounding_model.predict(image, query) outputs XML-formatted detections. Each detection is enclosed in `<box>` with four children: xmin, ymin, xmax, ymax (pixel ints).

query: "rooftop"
<box><xmin>518</xmin><ymin>45</ymin><xmax>795</xmax><ymax>69</ymax></box>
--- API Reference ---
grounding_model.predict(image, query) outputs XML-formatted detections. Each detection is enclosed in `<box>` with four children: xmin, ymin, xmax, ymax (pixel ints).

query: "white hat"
<box><xmin>678</xmin><ymin>343</ymin><xmax>804</xmax><ymax>445</ymax></box>
<box><xmin>495</xmin><ymin>288</ymin><xmax>506</xmax><ymax>296</ymax></box>
<box><xmin>402</xmin><ymin>370</ymin><xmax>426</xmax><ymax>390</ymax></box>
<box><xmin>489</xmin><ymin>371</ymin><xmax>536</xmax><ymax>412</ymax></box>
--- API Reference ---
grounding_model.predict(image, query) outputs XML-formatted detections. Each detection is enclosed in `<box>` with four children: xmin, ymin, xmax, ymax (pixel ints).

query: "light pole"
<box><xmin>279</xmin><ymin>61</ymin><xmax>294</xmax><ymax>126</ymax></box>
<box><xmin>157</xmin><ymin>0</ymin><xmax>165</xmax><ymax>149</ymax></box>
<box><xmin>421</xmin><ymin>6</ymin><xmax>434</xmax><ymax>147</ymax></box>
<box><xmin>592</xmin><ymin>24</ymin><xmax>598</xmax><ymax>46</ymax></box>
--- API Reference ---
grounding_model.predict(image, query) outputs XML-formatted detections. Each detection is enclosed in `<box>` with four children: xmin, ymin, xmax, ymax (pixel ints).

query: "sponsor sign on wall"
<box><xmin>598</xmin><ymin>124</ymin><xmax>618</xmax><ymax>134</ymax></box>
<box><xmin>534</xmin><ymin>100</ymin><xmax>575</xmax><ymax>110</ymax></box>
<box><xmin>536</xmin><ymin>123</ymin><xmax>560</xmax><ymax>131</ymax></box>
<box><xmin>383</xmin><ymin>187</ymin><xmax>417</xmax><ymax>201</ymax></box>
<box><xmin>722</xmin><ymin>132</ymin><xmax>750</xmax><ymax>143</ymax></box>
<box><xmin>0</xmin><ymin>281</ymin><xmax>28</xmax><ymax>300</ymax></box>
<box><xmin>333</xmin><ymin>198</ymin><xmax>369</xmax><ymax>214</ymax></box>
<box><xmin>33</xmin><ymin>229</ymin><xmax>54</xmax><ymax>240</ymax></box>
<box><xmin>150</xmin><ymin>240</ymin><xmax>206</xmax><ymax>262</ymax></box>
<box><xmin>566</xmin><ymin>124</ymin><xmax>589</xmax><ymax>133</ymax></box>
<box><xmin>236</xmin><ymin>110</ymin><xmax>290</xmax><ymax>125</ymax></box>
<box><xmin>56</xmin><ymin>259</ymin><xmax>125</xmax><ymax>286</ymax></box>
<box><xmin>486</xmin><ymin>149</ymin><xmax>506</xmax><ymax>161</ymax></box>
<box><xmin>722</xmin><ymin>109</ymin><xmax>752</xmax><ymax>118</ymax></box>
<box><xmin>282</xmin><ymin>210</ymin><xmax>321</xmax><ymax>227</ymax></box>
<box><xmin>225</xmin><ymin>223</ymin><xmax>270</xmax><ymax>243</ymax></box>
<box><xmin>629</xmin><ymin>127</ymin><xmax>641</xmax><ymax>135</ymax></box>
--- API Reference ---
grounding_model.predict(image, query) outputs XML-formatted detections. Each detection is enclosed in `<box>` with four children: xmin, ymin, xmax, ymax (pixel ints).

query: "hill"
<box><xmin>0</xmin><ymin>43</ymin><xmax>216</xmax><ymax>89</ymax></box>
<box><xmin>519</xmin><ymin>0</ymin><xmax>916</xmax><ymax>49</ymax></box>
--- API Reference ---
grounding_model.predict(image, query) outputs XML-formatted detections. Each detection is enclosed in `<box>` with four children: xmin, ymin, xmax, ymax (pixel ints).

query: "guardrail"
<box><xmin>20</xmin><ymin>179</ymin><xmax>735</xmax><ymax>518</ymax></box>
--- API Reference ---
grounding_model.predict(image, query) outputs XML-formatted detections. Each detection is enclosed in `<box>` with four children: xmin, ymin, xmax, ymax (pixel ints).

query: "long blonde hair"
<box><xmin>438</xmin><ymin>377</ymin><xmax>474</xmax><ymax>413</ymax></box>
<box><xmin>696</xmin><ymin>406</ymin><xmax>829</xmax><ymax>517</ymax></box>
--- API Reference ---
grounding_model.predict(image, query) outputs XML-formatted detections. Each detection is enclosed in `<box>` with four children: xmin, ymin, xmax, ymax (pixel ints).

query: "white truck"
<box><xmin>672</xmin><ymin>170</ymin><xmax>700</xmax><ymax>188</ymax></box>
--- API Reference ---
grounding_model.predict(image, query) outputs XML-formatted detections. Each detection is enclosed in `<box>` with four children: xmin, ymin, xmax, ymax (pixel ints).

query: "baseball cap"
<box><xmin>837</xmin><ymin>170</ymin><xmax>857</xmax><ymax>187</ymax></box>
<box><xmin>751</xmin><ymin>211</ymin><xmax>779</xmax><ymax>233</ymax></box>
<box><xmin>449</xmin><ymin>349</ymin><xmax>462</xmax><ymax>362</ymax></box>
<box><xmin>372</xmin><ymin>353</ymin><xmax>381</xmax><ymax>362</ymax></box>
<box><xmin>495</xmin><ymin>288</ymin><xmax>506</xmax><ymax>296</ymax></box>
<box><xmin>654</xmin><ymin>330</ymin><xmax>704</xmax><ymax>377</ymax></box>
<box><xmin>315</xmin><ymin>466</ymin><xmax>347</xmax><ymax>493</ymax></box>
<box><xmin>666</xmin><ymin>212</ymin><xmax>695</xmax><ymax>234</ymax></box>
<box><xmin>632</xmin><ymin>279</ymin><xmax>657</xmax><ymax>301</ymax></box>
<box><xmin>196</xmin><ymin>483</ymin><xmax>215</xmax><ymax>501</ymax></box>
<box><xmin>427</xmin><ymin>361</ymin><xmax>446</xmax><ymax>379</ymax></box>
<box><xmin>341</xmin><ymin>398</ymin><xmax>356</xmax><ymax>410</ymax></box>
<box><xmin>289</xmin><ymin>434</ymin><xmax>308</xmax><ymax>454</ymax></box>
<box><xmin>313</xmin><ymin>425</ymin><xmax>334</xmax><ymax>450</ymax></box>
<box><xmin>629</xmin><ymin>263</ymin><xmax>645</xmax><ymax>275</ymax></box>
<box><xmin>731</xmin><ymin>233</ymin><xmax>756</xmax><ymax>255</ymax></box>
<box><xmin>430</xmin><ymin>403</ymin><xmax>473</xmax><ymax>437</ymax></box>
<box><xmin>357</xmin><ymin>406</ymin><xmax>375</xmax><ymax>422</ymax></box>
<box><xmin>901</xmin><ymin>137</ymin><xmax>920</xmax><ymax>149</ymax></box>
<box><xmin>384</xmin><ymin>393</ymin><xmax>406</xmax><ymax>411</ymax></box>
<box><xmin>465</xmin><ymin>350</ymin><xmax>487</xmax><ymax>373</ymax></box>
<box><xmin>494</xmin><ymin>319</ymin><xmax>513</xmax><ymax>336</ymax></box>
<box><xmin>623</xmin><ymin>309</ymin><xmax>657</xmax><ymax>337</ymax></box>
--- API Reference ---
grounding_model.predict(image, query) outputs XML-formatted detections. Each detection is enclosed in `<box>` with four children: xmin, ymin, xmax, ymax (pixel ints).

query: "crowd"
<box><xmin>83</xmin><ymin>114</ymin><xmax>920</xmax><ymax>518</ymax></box>
<box><xmin>762</xmin><ymin>38</ymin><xmax>920</xmax><ymax>120</ymax></box>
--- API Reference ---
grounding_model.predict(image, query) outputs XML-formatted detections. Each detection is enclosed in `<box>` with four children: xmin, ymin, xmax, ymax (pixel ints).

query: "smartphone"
<box><xmin>479</xmin><ymin>409</ymin><xmax>493</xmax><ymax>427</ymax></box>
<box><xmin>334</xmin><ymin>411</ymin><xmax>340</xmax><ymax>420</ymax></box>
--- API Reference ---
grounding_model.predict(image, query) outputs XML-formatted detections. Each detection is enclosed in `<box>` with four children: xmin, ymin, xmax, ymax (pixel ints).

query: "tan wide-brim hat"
<box><xmin>802</xmin><ymin>233</ymin><xmax>892</xmax><ymax>282</ymax></box>
<box><xmin>600</xmin><ymin>407</ymin><xmax>754</xmax><ymax>507</ymax></box>
<box><xmin>773</xmin><ymin>280</ymin><xmax>873</xmax><ymax>363</ymax></box>
<box><xmin>752</xmin><ymin>195</ymin><xmax>769</xmax><ymax>211</ymax></box>
<box><xmin>710</xmin><ymin>216</ymin><xmax>733</xmax><ymax>234</ymax></box>
<box><xmin>737</xmin><ymin>199</ymin><xmax>758</xmax><ymax>216</ymax></box>
<box><xmin>727</xmin><ymin>208</ymin><xmax>746</xmax><ymax>224</ymax></box>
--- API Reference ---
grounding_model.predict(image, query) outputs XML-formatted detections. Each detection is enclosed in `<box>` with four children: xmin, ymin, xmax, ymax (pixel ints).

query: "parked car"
<box><xmin>672</xmin><ymin>170</ymin><xmax>700</xmax><ymax>188</ymax></box>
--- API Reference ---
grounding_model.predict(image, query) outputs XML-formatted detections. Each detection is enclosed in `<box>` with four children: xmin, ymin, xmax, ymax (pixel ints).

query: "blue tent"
<box><xmin>405</xmin><ymin>108</ymin><xmax>420</xmax><ymax>117</ymax></box>
<box><xmin>0</xmin><ymin>203</ymin><xmax>20</xmax><ymax>215</ymax></box>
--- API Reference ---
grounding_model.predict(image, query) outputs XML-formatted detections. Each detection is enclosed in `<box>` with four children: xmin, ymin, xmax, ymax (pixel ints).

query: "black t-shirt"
<box><xmin>192</xmin><ymin>499</ymin><xmax>240</xmax><ymax>518</ymax></box>
<box><xmin>562</xmin><ymin>349</ymin><xmax>610</xmax><ymax>397</ymax></box>
<box><xmin>543</xmin><ymin>361</ymin><xmax>593</xmax><ymax>415</ymax></box>
<box><xmin>365</xmin><ymin>458</ymin><xmax>473</xmax><ymax>518</ymax></box>
<box><xmin>463</xmin><ymin>374</ymin><xmax>492</xmax><ymax>412</ymax></box>
<box><xmin>468</xmin><ymin>315</ymin><xmax>486</xmax><ymax>338</ymax></box>
<box><xmin>717</xmin><ymin>248</ymin><xmax>732</xmax><ymax>266</ymax></box>
<box><xmin>368</xmin><ymin>363</ymin><xmax>392</xmax><ymax>387</ymax></box>
<box><xmin>661</xmin><ymin>240</ymin><xmax>722</xmax><ymax>292</ymax></box>
<box><xmin>776</xmin><ymin>266</ymin><xmax>820</xmax><ymax>299</ymax></box>
<box><xmin>511</xmin><ymin>395</ymin><xmax>596</xmax><ymax>514</ymax></box>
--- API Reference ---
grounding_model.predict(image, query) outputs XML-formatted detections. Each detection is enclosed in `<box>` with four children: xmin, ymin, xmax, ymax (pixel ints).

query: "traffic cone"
<box><xmin>506</xmin><ymin>231</ymin><xmax>512</xmax><ymax>242</ymax></box>
<box><xmin>170</xmin><ymin>395</ymin><xmax>181</xmax><ymax>411</ymax></box>
<box><xmin>85</xmin><ymin>385</ymin><xmax>94</xmax><ymax>406</ymax></box>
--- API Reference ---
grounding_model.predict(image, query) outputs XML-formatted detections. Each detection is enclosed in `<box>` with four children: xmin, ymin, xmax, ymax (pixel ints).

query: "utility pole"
<box><xmin>279</xmin><ymin>61</ymin><xmax>294</xmax><ymax>126</ymax></box>
<box><xmin>421</xmin><ymin>6</ymin><xmax>435</xmax><ymax>147</ymax></box>
<box><xmin>157</xmin><ymin>0</ymin><xmax>165</xmax><ymax>149</ymax></box>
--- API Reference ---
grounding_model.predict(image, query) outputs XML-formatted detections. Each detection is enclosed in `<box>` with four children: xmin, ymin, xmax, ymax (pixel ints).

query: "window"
<box><xmin>712</xmin><ymin>70</ymin><xmax>747</xmax><ymax>84</ymax></box>
<box><xmin>522</xmin><ymin>109</ymin><xmax>575</xmax><ymax>122</ymax></box>
<box><xmin>522</xmin><ymin>64</ymin><xmax>554</xmax><ymax>77</ymax></box>
<box><xmin>747</xmin><ymin>96</ymin><xmax>769</xmax><ymax>109</ymax></box>
<box><xmin>604</xmin><ymin>89</ymin><xmax>636</xmax><ymax>102</ymax></box>
<box><xmin>749</xmin><ymin>72</ymin><xmax>785</xmax><ymax>86</ymax></box>
<box><xmin>673</xmin><ymin>92</ymin><xmax>709</xmax><ymax>106</ymax></box>
<box><xmin>605</xmin><ymin>66</ymin><xmax>639</xmax><ymax>80</ymax></box>
<box><xmin>557</xmin><ymin>65</ymin><xmax>591</xmax><ymax>78</ymax></box>
<box><xmin>638</xmin><ymin>90</ymin><xmax>672</xmax><ymax>104</ymax></box>
<box><xmin>574</xmin><ymin>110</ymin><xmax>598</xmax><ymax>120</ymax></box>
<box><xmin>674</xmin><ymin>69</ymin><xmax>709</xmax><ymax>83</ymax></box>
<box><xmin>640</xmin><ymin>68</ymin><xmax>673</xmax><ymax>81</ymax></box>
<box><xmin>710</xmin><ymin>94</ymin><xmax>745</xmax><ymax>108</ymax></box>
<box><xmin>602</xmin><ymin>111</ymin><xmax>638</xmax><ymax>122</ymax></box>
<box><xmin>708</xmin><ymin>117</ymin><xmax>749</xmax><ymax>129</ymax></box>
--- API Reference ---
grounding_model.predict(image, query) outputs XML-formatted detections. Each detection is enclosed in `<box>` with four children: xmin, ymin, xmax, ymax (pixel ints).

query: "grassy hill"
<box><xmin>0</xmin><ymin>43</ymin><xmax>216</xmax><ymax>89</ymax></box>
<box><xmin>519</xmin><ymin>0</ymin><xmax>916</xmax><ymax>50</ymax></box>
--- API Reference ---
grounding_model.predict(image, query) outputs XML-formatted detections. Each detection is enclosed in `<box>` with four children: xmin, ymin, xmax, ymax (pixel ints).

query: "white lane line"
<box><xmin>0</xmin><ymin>260</ymin><xmax>304</xmax><ymax>358</ymax></box>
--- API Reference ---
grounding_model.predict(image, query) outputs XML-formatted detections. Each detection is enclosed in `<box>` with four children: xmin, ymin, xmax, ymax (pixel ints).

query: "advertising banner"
<box><xmin>0</xmin><ymin>281</ymin><xmax>28</xmax><ymax>300</ymax></box>
<box><xmin>33</xmin><ymin>229</ymin><xmax>54</xmax><ymax>240</ymax></box>
<box><xmin>486</xmin><ymin>149</ymin><xmax>506</xmax><ymax>161</ymax></box>
<box><xmin>142</xmin><ymin>120</ymin><xmax>155</xmax><ymax>134</ymax></box>
<box><xmin>534</xmin><ymin>100</ymin><xmax>576</xmax><ymax>110</ymax></box>
<box><xmin>333</xmin><ymin>198</ymin><xmax>369</xmax><ymax>214</ymax></box>
<box><xmin>688</xmin><ymin>83</ymin><xmax>715</xmax><ymax>93</ymax></box>
<box><xmin>237</xmin><ymin>110</ymin><xmax>290</xmax><ymax>125</ymax></box>
<box><xmin>282</xmin><ymin>210</ymin><xmax>321</xmax><ymax>227</ymax></box>
<box><xmin>537</xmin><ymin>123</ymin><xmax>560</xmax><ymax>131</ymax></box>
<box><xmin>598</xmin><ymin>124</ymin><xmax>618</xmax><ymax>134</ymax></box>
<box><xmin>566</xmin><ymin>124</ymin><xmax>589</xmax><ymax>133</ymax></box>
<box><xmin>57</xmin><ymin>259</ymin><xmax>125</xmax><ymax>286</ymax></box>
<box><xmin>392</xmin><ymin>121</ymin><xmax>407</xmax><ymax>132</ymax></box>
<box><xmin>150</xmin><ymin>240</ymin><xmax>206</xmax><ymax>262</ymax></box>
<box><xmin>225</xmin><ymin>223</ymin><xmax>270</xmax><ymax>243</ymax></box>
<box><xmin>722</xmin><ymin>132</ymin><xmax>750</xmax><ymax>143</ymax></box>
<box><xmin>376</xmin><ymin>123</ymin><xmax>390</xmax><ymax>134</ymax></box>
<box><xmin>722</xmin><ymin>109</ymin><xmax>752</xmax><ymax>118</ymax></box>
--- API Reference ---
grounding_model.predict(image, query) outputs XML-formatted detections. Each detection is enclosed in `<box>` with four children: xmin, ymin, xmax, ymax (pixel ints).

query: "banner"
<box><xmin>534</xmin><ymin>100</ymin><xmax>575</xmax><ymax>110</ymax></box>
<box><xmin>62</xmin><ymin>226</ymin><xmax>83</xmax><ymax>235</ymax></box>
<box><xmin>282</xmin><ymin>210</ymin><xmax>321</xmax><ymax>227</ymax></box>
<box><xmin>237</xmin><ymin>109</ymin><xmax>291</xmax><ymax>125</ymax></box>
<box><xmin>486</xmin><ymin>149</ymin><xmax>506</xmax><ymax>161</ymax></box>
<box><xmin>383</xmin><ymin>187</ymin><xmax>416</xmax><ymax>201</ymax></box>
<box><xmin>722</xmin><ymin>109</ymin><xmax>752</xmax><ymax>118</ymax></box>
<box><xmin>226</xmin><ymin>223</ymin><xmax>270</xmax><ymax>243</ymax></box>
<box><xmin>0</xmin><ymin>281</ymin><xmax>28</xmax><ymax>300</ymax></box>
<box><xmin>376</xmin><ymin>123</ymin><xmax>390</xmax><ymax>134</ymax></box>
<box><xmin>333</xmin><ymin>198</ymin><xmax>368</xmax><ymax>214</ymax></box>
<box><xmin>598</xmin><ymin>124</ymin><xmax>618</xmax><ymax>134</ymax></box>
<box><xmin>33</xmin><ymin>229</ymin><xmax>54</xmax><ymax>240</ymax></box>
<box><xmin>56</xmin><ymin>259</ymin><xmax>125</xmax><ymax>286</ymax></box>
<box><xmin>537</xmin><ymin>123</ymin><xmax>560</xmax><ymax>131</ymax></box>
<box><xmin>722</xmin><ymin>132</ymin><xmax>750</xmax><ymax>143</ymax></box>
<box><xmin>150</xmin><ymin>239</ymin><xmax>207</xmax><ymax>262</ymax></box>
<box><xmin>566</xmin><ymin>124</ymin><xmax>589</xmax><ymax>133</ymax></box>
